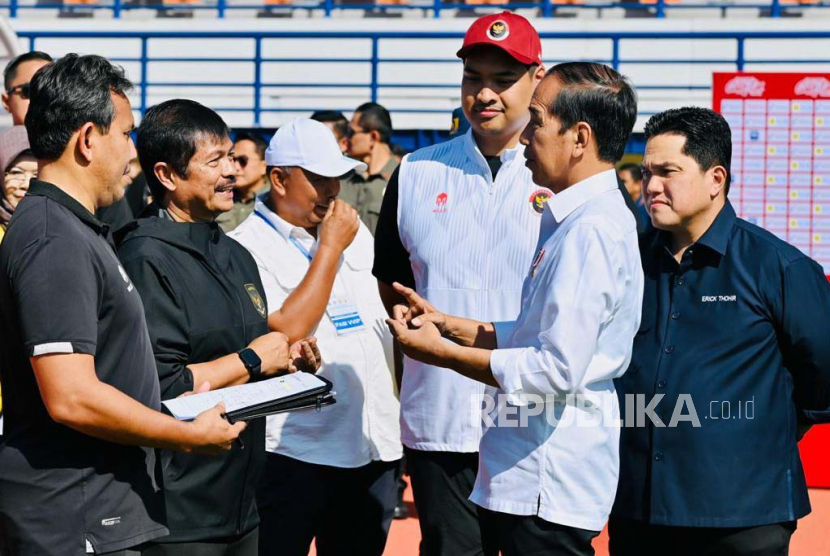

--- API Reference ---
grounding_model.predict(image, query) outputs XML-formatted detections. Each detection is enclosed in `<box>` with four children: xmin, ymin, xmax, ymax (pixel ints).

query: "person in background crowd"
<box><xmin>610</xmin><ymin>107</ymin><xmax>830</xmax><ymax>556</ymax></box>
<box><xmin>618</xmin><ymin>162</ymin><xmax>649</xmax><ymax>231</ymax></box>
<box><xmin>231</xmin><ymin>119</ymin><xmax>401</xmax><ymax>556</ymax></box>
<box><xmin>342</xmin><ymin>102</ymin><xmax>398</xmax><ymax>234</ymax></box>
<box><xmin>3</xmin><ymin>51</ymin><xmax>136</xmax><ymax>231</ymax></box>
<box><xmin>390</xmin><ymin>142</ymin><xmax>407</xmax><ymax>163</ymax></box>
<box><xmin>0</xmin><ymin>125</ymin><xmax>35</xmax><ymax>437</ymax></box>
<box><xmin>449</xmin><ymin>106</ymin><xmax>471</xmax><ymax>137</ymax></box>
<box><xmin>0</xmin><ymin>126</ymin><xmax>35</xmax><ymax>241</ymax></box>
<box><xmin>118</xmin><ymin>100</ymin><xmax>319</xmax><ymax>556</ymax></box>
<box><xmin>0</xmin><ymin>54</ymin><xmax>244</xmax><ymax>556</ymax></box>
<box><xmin>374</xmin><ymin>12</ymin><xmax>547</xmax><ymax>556</ymax></box>
<box><xmin>387</xmin><ymin>61</ymin><xmax>641</xmax><ymax>556</ymax></box>
<box><xmin>217</xmin><ymin>131</ymin><xmax>269</xmax><ymax>232</ymax></box>
<box><xmin>2</xmin><ymin>51</ymin><xmax>52</xmax><ymax>126</ymax></box>
<box><xmin>311</xmin><ymin>109</ymin><xmax>350</xmax><ymax>154</ymax></box>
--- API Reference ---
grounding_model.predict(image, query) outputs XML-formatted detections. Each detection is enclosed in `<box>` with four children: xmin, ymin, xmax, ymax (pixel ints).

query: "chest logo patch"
<box><xmin>433</xmin><ymin>192</ymin><xmax>449</xmax><ymax>214</ymax></box>
<box><xmin>245</xmin><ymin>283</ymin><xmax>267</xmax><ymax>318</ymax></box>
<box><xmin>529</xmin><ymin>188</ymin><xmax>553</xmax><ymax>215</ymax></box>
<box><xmin>701</xmin><ymin>295</ymin><xmax>737</xmax><ymax>303</ymax></box>
<box><xmin>117</xmin><ymin>264</ymin><xmax>134</xmax><ymax>292</ymax></box>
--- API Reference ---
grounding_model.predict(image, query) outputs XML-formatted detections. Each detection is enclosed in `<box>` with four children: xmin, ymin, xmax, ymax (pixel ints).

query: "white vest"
<box><xmin>397</xmin><ymin>129</ymin><xmax>548</xmax><ymax>452</ymax></box>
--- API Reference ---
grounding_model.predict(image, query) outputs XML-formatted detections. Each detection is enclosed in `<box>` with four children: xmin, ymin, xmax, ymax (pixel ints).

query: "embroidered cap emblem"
<box><xmin>487</xmin><ymin>21</ymin><xmax>509</xmax><ymax>41</ymax></box>
<box><xmin>245</xmin><ymin>283</ymin><xmax>267</xmax><ymax>318</ymax></box>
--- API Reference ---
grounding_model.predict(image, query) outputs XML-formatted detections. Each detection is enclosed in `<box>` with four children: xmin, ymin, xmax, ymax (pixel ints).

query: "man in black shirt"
<box><xmin>118</xmin><ymin>99</ymin><xmax>319</xmax><ymax>556</ymax></box>
<box><xmin>0</xmin><ymin>55</ymin><xmax>245</xmax><ymax>556</ymax></box>
<box><xmin>610</xmin><ymin>107</ymin><xmax>830</xmax><ymax>555</ymax></box>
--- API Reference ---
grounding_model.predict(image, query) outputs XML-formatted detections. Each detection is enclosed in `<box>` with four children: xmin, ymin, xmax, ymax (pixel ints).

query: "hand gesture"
<box><xmin>386</xmin><ymin>317</ymin><xmax>445</xmax><ymax>367</ymax></box>
<box><xmin>318</xmin><ymin>199</ymin><xmax>359</xmax><ymax>254</ymax></box>
<box><xmin>391</xmin><ymin>282</ymin><xmax>448</xmax><ymax>335</ymax></box>
<box><xmin>289</xmin><ymin>337</ymin><xmax>322</xmax><ymax>373</ymax></box>
<box><xmin>189</xmin><ymin>402</ymin><xmax>247</xmax><ymax>455</ymax></box>
<box><xmin>249</xmin><ymin>331</ymin><xmax>291</xmax><ymax>377</ymax></box>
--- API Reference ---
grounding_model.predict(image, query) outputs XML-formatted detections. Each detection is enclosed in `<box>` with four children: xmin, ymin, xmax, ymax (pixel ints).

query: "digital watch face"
<box><xmin>240</xmin><ymin>349</ymin><xmax>261</xmax><ymax>370</ymax></box>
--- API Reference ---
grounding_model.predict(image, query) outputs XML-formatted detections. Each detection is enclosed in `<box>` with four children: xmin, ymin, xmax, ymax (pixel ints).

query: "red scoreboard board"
<box><xmin>714</xmin><ymin>72</ymin><xmax>830</xmax><ymax>273</ymax></box>
<box><xmin>714</xmin><ymin>72</ymin><xmax>830</xmax><ymax>487</ymax></box>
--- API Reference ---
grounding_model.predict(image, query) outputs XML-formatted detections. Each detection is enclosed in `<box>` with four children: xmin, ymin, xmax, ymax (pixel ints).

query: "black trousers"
<box><xmin>256</xmin><ymin>453</ymin><xmax>398</xmax><ymax>556</ymax></box>
<box><xmin>141</xmin><ymin>528</ymin><xmax>258</xmax><ymax>556</ymax></box>
<box><xmin>479</xmin><ymin>508</ymin><xmax>599</xmax><ymax>556</ymax></box>
<box><xmin>404</xmin><ymin>447</ymin><xmax>485</xmax><ymax>556</ymax></box>
<box><xmin>608</xmin><ymin>517</ymin><xmax>797</xmax><ymax>556</ymax></box>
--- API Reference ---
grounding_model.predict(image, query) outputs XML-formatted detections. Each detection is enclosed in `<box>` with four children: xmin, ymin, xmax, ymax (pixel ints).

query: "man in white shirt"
<box><xmin>230</xmin><ymin>118</ymin><xmax>402</xmax><ymax>556</ymax></box>
<box><xmin>386</xmin><ymin>62</ymin><xmax>642</xmax><ymax>556</ymax></box>
<box><xmin>373</xmin><ymin>12</ymin><xmax>546</xmax><ymax>555</ymax></box>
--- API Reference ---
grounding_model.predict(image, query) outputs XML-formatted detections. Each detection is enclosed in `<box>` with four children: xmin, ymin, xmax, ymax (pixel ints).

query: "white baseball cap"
<box><xmin>265</xmin><ymin>118</ymin><xmax>367</xmax><ymax>178</ymax></box>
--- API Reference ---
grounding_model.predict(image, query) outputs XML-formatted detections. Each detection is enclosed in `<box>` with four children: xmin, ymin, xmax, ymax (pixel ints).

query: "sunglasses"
<box><xmin>345</xmin><ymin>127</ymin><xmax>369</xmax><ymax>139</ymax></box>
<box><xmin>234</xmin><ymin>155</ymin><xmax>249</xmax><ymax>169</ymax></box>
<box><xmin>6</xmin><ymin>82</ymin><xmax>30</xmax><ymax>99</ymax></box>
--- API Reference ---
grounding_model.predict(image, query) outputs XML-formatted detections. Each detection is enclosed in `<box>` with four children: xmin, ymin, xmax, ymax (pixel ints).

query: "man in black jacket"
<box><xmin>117</xmin><ymin>99</ymin><xmax>319</xmax><ymax>556</ymax></box>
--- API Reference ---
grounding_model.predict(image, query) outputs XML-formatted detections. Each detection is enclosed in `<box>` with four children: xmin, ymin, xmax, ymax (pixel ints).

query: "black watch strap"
<box><xmin>238</xmin><ymin>348</ymin><xmax>262</xmax><ymax>380</ymax></box>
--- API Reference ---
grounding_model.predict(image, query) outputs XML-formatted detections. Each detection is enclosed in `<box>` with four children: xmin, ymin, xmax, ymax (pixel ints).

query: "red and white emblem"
<box><xmin>433</xmin><ymin>192</ymin><xmax>449</xmax><ymax>213</ymax></box>
<box><xmin>530</xmin><ymin>248</ymin><xmax>546</xmax><ymax>278</ymax></box>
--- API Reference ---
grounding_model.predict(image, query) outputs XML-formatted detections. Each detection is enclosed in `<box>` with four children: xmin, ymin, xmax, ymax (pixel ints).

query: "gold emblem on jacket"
<box><xmin>245</xmin><ymin>283</ymin><xmax>267</xmax><ymax>318</ymax></box>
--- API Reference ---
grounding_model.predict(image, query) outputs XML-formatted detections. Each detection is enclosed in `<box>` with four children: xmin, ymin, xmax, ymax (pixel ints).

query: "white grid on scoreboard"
<box><xmin>723</xmin><ymin>98</ymin><xmax>830</xmax><ymax>273</ymax></box>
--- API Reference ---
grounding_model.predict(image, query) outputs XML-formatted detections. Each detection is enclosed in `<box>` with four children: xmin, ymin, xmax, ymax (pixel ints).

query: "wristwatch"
<box><xmin>238</xmin><ymin>348</ymin><xmax>262</xmax><ymax>381</ymax></box>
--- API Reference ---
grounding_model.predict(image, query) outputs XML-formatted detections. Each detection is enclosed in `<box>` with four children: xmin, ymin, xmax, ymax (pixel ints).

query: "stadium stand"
<box><xmin>4</xmin><ymin>20</ymin><xmax>830</xmax><ymax>139</ymax></box>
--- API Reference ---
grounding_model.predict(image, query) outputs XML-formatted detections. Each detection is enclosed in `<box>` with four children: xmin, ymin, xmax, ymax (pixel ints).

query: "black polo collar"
<box><xmin>651</xmin><ymin>201</ymin><xmax>736</xmax><ymax>259</ymax></box>
<box><xmin>27</xmin><ymin>180</ymin><xmax>107</xmax><ymax>234</ymax></box>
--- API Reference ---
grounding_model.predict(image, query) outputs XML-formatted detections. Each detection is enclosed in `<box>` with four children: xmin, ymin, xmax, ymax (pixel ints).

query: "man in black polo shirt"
<box><xmin>610</xmin><ymin>107</ymin><xmax>830</xmax><ymax>555</ymax></box>
<box><xmin>0</xmin><ymin>55</ymin><xmax>246</xmax><ymax>556</ymax></box>
<box><xmin>118</xmin><ymin>99</ymin><xmax>319</xmax><ymax>556</ymax></box>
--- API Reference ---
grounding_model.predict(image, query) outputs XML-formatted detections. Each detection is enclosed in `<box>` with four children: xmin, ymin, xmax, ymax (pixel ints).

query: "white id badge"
<box><xmin>326</xmin><ymin>297</ymin><xmax>366</xmax><ymax>335</ymax></box>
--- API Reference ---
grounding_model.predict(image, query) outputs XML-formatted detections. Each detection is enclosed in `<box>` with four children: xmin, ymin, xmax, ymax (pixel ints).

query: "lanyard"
<box><xmin>254</xmin><ymin>209</ymin><xmax>313</xmax><ymax>262</ymax></box>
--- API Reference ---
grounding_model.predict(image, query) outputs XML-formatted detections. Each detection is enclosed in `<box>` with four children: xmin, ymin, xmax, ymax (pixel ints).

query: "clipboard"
<box><xmin>162</xmin><ymin>374</ymin><xmax>336</xmax><ymax>422</ymax></box>
<box><xmin>227</xmin><ymin>392</ymin><xmax>337</xmax><ymax>423</ymax></box>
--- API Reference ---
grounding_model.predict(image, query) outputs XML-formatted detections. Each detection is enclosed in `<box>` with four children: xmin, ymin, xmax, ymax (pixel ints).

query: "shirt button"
<box><xmin>654</xmin><ymin>452</ymin><xmax>664</xmax><ymax>462</ymax></box>
<box><xmin>671</xmin><ymin>311</ymin><xmax>680</xmax><ymax>320</ymax></box>
<box><xmin>664</xmin><ymin>346</ymin><xmax>675</xmax><ymax>354</ymax></box>
<box><xmin>657</xmin><ymin>379</ymin><xmax>667</xmax><ymax>389</ymax></box>
<box><xmin>675</xmin><ymin>276</ymin><xmax>685</xmax><ymax>286</ymax></box>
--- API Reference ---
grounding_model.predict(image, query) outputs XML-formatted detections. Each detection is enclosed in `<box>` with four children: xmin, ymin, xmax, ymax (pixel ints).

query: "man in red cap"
<box><xmin>373</xmin><ymin>11</ymin><xmax>546</xmax><ymax>556</ymax></box>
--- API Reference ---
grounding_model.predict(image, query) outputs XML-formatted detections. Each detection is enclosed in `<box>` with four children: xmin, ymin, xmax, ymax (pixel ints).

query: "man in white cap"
<box><xmin>230</xmin><ymin>119</ymin><xmax>403</xmax><ymax>556</ymax></box>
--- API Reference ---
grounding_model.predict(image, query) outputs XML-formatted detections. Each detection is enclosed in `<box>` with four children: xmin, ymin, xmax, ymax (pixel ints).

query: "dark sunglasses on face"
<box><xmin>345</xmin><ymin>127</ymin><xmax>368</xmax><ymax>139</ymax></box>
<box><xmin>234</xmin><ymin>155</ymin><xmax>249</xmax><ymax>169</ymax></box>
<box><xmin>6</xmin><ymin>82</ymin><xmax>30</xmax><ymax>99</ymax></box>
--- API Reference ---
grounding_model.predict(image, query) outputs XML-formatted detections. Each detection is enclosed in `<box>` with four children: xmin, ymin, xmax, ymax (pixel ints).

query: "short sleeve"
<box><xmin>372</xmin><ymin>167</ymin><xmax>415</xmax><ymax>289</ymax></box>
<box><xmin>13</xmin><ymin>236</ymin><xmax>101</xmax><ymax>357</ymax></box>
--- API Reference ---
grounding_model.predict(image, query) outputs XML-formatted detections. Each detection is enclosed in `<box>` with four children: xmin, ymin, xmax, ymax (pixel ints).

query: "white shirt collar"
<box><xmin>463</xmin><ymin>128</ymin><xmax>524</xmax><ymax>169</ymax></box>
<box><xmin>253</xmin><ymin>195</ymin><xmax>315</xmax><ymax>244</ymax></box>
<box><xmin>548</xmin><ymin>169</ymin><xmax>619</xmax><ymax>224</ymax></box>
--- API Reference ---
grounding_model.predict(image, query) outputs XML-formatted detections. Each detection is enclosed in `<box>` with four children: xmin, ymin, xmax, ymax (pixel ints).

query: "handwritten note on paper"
<box><xmin>162</xmin><ymin>373</ymin><xmax>327</xmax><ymax>421</ymax></box>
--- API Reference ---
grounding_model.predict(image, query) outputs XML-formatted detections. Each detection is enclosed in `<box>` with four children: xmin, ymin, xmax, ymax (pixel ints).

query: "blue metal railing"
<box><xmin>5</xmin><ymin>0</ymin><xmax>830</xmax><ymax>18</ymax></box>
<box><xmin>16</xmin><ymin>29</ymin><xmax>830</xmax><ymax>127</ymax></box>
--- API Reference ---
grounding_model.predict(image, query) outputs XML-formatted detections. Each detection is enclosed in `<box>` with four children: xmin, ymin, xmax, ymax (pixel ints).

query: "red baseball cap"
<box><xmin>456</xmin><ymin>11</ymin><xmax>542</xmax><ymax>66</ymax></box>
